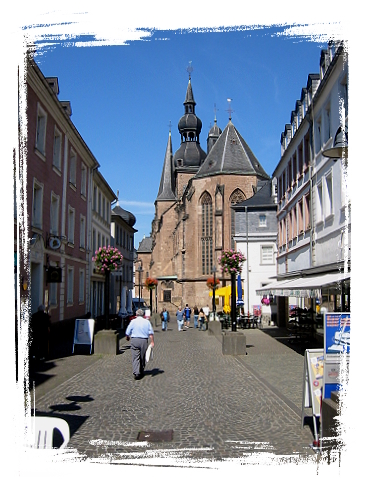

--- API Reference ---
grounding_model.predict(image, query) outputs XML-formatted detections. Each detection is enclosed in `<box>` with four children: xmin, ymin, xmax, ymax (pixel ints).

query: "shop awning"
<box><xmin>256</xmin><ymin>272</ymin><xmax>350</xmax><ymax>298</ymax></box>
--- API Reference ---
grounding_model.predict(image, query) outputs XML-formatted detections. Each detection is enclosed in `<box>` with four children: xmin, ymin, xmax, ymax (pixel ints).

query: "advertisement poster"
<box><xmin>73</xmin><ymin>319</ymin><xmax>95</xmax><ymax>353</ymax></box>
<box><xmin>306</xmin><ymin>350</ymin><xmax>324</xmax><ymax>416</ymax></box>
<box><xmin>324</xmin><ymin>312</ymin><xmax>350</xmax><ymax>357</ymax></box>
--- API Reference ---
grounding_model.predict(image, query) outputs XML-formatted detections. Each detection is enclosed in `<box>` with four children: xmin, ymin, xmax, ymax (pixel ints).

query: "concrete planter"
<box><xmin>208</xmin><ymin>320</ymin><xmax>222</xmax><ymax>337</ymax></box>
<box><xmin>222</xmin><ymin>331</ymin><xmax>246</xmax><ymax>355</ymax></box>
<box><xmin>94</xmin><ymin>330</ymin><xmax>119</xmax><ymax>355</ymax></box>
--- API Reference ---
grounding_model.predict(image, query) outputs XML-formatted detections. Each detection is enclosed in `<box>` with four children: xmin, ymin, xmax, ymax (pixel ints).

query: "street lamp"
<box><xmin>138</xmin><ymin>265</ymin><xmax>142</xmax><ymax>305</ymax></box>
<box><xmin>212</xmin><ymin>265</ymin><xmax>217</xmax><ymax>318</ymax></box>
<box><xmin>322</xmin><ymin>126</ymin><xmax>348</xmax><ymax>159</ymax></box>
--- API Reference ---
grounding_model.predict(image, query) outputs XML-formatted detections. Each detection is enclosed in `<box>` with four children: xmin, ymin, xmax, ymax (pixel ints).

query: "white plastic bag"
<box><xmin>145</xmin><ymin>343</ymin><xmax>153</xmax><ymax>363</ymax></box>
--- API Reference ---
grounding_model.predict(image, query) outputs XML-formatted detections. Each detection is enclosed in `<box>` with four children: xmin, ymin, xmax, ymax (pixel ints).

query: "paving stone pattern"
<box><xmin>33</xmin><ymin>325</ymin><xmax>319</xmax><ymax>465</ymax></box>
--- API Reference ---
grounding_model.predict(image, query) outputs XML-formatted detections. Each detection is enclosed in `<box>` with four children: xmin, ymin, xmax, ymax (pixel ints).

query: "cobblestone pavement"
<box><xmin>32</xmin><ymin>324</ymin><xmax>321</xmax><ymax>466</ymax></box>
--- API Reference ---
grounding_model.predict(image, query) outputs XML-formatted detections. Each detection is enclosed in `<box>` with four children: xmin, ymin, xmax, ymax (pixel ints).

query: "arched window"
<box><xmin>230</xmin><ymin>189</ymin><xmax>246</xmax><ymax>249</ymax></box>
<box><xmin>200</xmin><ymin>192</ymin><xmax>213</xmax><ymax>275</ymax></box>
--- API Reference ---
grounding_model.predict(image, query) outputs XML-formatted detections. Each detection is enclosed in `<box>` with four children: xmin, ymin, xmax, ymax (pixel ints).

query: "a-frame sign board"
<box><xmin>301</xmin><ymin>349</ymin><xmax>324</xmax><ymax>445</ymax></box>
<box><xmin>72</xmin><ymin>319</ymin><xmax>95</xmax><ymax>354</ymax></box>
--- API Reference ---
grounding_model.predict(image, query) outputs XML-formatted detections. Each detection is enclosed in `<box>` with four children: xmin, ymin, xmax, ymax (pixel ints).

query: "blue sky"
<box><xmin>34</xmin><ymin>27</ymin><xmax>326</xmax><ymax>248</ymax></box>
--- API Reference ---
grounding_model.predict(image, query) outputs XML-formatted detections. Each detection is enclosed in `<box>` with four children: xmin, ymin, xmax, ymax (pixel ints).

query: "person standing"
<box><xmin>203</xmin><ymin>304</ymin><xmax>210</xmax><ymax>322</ymax></box>
<box><xmin>198</xmin><ymin>308</ymin><xmax>207</xmax><ymax>331</ymax></box>
<box><xmin>125</xmin><ymin>309</ymin><xmax>154</xmax><ymax>380</ymax></box>
<box><xmin>184</xmin><ymin>304</ymin><xmax>191</xmax><ymax>328</ymax></box>
<box><xmin>193</xmin><ymin>305</ymin><xmax>199</xmax><ymax>329</ymax></box>
<box><xmin>176</xmin><ymin>306</ymin><xmax>185</xmax><ymax>331</ymax></box>
<box><xmin>161</xmin><ymin>308</ymin><xmax>169</xmax><ymax>331</ymax></box>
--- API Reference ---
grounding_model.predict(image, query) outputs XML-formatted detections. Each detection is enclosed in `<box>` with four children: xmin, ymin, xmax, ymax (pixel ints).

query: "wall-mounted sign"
<box><xmin>46</xmin><ymin>266</ymin><xmax>62</xmax><ymax>283</ymax></box>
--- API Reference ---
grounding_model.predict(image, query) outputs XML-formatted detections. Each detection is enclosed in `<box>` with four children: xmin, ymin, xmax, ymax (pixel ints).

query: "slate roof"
<box><xmin>112</xmin><ymin>205</ymin><xmax>137</xmax><ymax>227</ymax></box>
<box><xmin>137</xmin><ymin>236</ymin><xmax>153</xmax><ymax>253</ymax></box>
<box><xmin>157</xmin><ymin>131</ymin><xmax>176</xmax><ymax>201</ymax></box>
<box><xmin>194</xmin><ymin>120</ymin><xmax>269</xmax><ymax>180</ymax></box>
<box><xmin>232</xmin><ymin>180</ymin><xmax>277</xmax><ymax>210</ymax></box>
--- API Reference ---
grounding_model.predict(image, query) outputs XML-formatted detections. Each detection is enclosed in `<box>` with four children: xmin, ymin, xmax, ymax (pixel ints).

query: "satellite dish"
<box><xmin>49</xmin><ymin>237</ymin><xmax>61</xmax><ymax>250</ymax></box>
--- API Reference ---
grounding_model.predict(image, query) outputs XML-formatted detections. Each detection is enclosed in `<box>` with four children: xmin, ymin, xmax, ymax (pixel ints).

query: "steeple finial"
<box><xmin>168</xmin><ymin>120</ymin><xmax>172</xmax><ymax>134</ymax></box>
<box><xmin>226</xmin><ymin>98</ymin><xmax>234</xmax><ymax>120</ymax></box>
<box><xmin>187</xmin><ymin>61</ymin><xmax>193</xmax><ymax>79</ymax></box>
<box><xmin>213</xmin><ymin>103</ymin><xmax>218</xmax><ymax>123</ymax></box>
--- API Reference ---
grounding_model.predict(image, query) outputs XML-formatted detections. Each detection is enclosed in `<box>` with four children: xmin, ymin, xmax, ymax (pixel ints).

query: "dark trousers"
<box><xmin>130</xmin><ymin>337</ymin><xmax>148</xmax><ymax>376</ymax></box>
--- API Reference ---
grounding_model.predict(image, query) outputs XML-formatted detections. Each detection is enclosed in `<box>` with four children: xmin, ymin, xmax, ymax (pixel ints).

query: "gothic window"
<box><xmin>200</xmin><ymin>192</ymin><xmax>213</xmax><ymax>275</ymax></box>
<box><xmin>230</xmin><ymin>189</ymin><xmax>246</xmax><ymax>249</ymax></box>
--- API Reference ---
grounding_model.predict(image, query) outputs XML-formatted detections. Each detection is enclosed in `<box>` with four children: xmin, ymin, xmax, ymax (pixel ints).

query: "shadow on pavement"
<box><xmin>260</xmin><ymin>327</ymin><xmax>322</xmax><ymax>356</ymax></box>
<box><xmin>144</xmin><ymin>368</ymin><xmax>164</xmax><ymax>377</ymax></box>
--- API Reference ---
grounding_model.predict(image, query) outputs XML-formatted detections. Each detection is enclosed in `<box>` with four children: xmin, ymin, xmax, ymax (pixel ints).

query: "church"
<box><xmin>137</xmin><ymin>71</ymin><xmax>270</xmax><ymax>313</ymax></box>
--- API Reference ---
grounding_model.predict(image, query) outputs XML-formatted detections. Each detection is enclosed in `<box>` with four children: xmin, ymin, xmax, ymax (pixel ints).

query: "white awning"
<box><xmin>256</xmin><ymin>272</ymin><xmax>350</xmax><ymax>298</ymax></box>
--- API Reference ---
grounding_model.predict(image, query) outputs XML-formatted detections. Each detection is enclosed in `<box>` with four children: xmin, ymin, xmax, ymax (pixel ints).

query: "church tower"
<box><xmin>173</xmin><ymin>66</ymin><xmax>207</xmax><ymax>196</ymax></box>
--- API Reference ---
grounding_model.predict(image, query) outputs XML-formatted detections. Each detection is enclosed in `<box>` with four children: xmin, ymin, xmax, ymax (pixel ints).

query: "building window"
<box><xmin>79</xmin><ymin>269</ymin><xmax>85</xmax><ymax>304</ymax></box>
<box><xmin>304</xmin><ymin>134</ymin><xmax>310</xmax><ymax>171</ymax></box>
<box><xmin>98</xmin><ymin>191</ymin><xmax>101</xmax><ymax>215</ymax></box>
<box><xmin>93</xmin><ymin>185</ymin><xmax>97</xmax><ymax>211</ymax></box>
<box><xmin>50</xmin><ymin>192</ymin><xmax>59</xmax><ymax>235</ymax></box>
<box><xmin>52</xmin><ymin>127</ymin><xmax>62</xmax><ymax>171</ymax></box>
<box><xmin>35</xmin><ymin>103</ymin><xmax>47</xmax><ymax>155</ymax></box>
<box><xmin>49</xmin><ymin>282</ymin><xmax>57</xmax><ymax>306</ymax></box>
<box><xmin>315</xmin><ymin>117</ymin><xmax>322</xmax><ymax>154</ymax></box>
<box><xmin>68</xmin><ymin>206</ymin><xmax>75</xmax><ymax>244</ymax></box>
<box><xmin>80</xmin><ymin>215</ymin><xmax>86</xmax><ymax>249</ymax></box>
<box><xmin>92</xmin><ymin>229</ymin><xmax>96</xmax><ymax>254</ymax></box>
<box><xmin>97</xmin><ymin>232</ymin><xmax>101</xmax><ymax>249</ymax></box>
<box><xmin>230</xmin><ymin>189</ymin><xmax>246</xmax><ymax>249</ymax></box>
<box><xmin>298</xmin><ymin>143</ymin><xmax>303</xmax><ymax>177</ymax></box>
<box><xmin>163</xmin><ymin>290</ymin><xmax>171</xmax><ymax>302</ymax></box>
<box><xmin>259</xmin><ymin>214</ymin><xmax>267</xmax><ymax>227</ymax></box>
<box><xmin>315</xmin><ymin>185</ymin><xmax>321</xmax><ymax>222</ymax></box>
<box><xmin>325</xmin><ymin>172</ymin><xmax>333</xmax><ymax>217</ymax></box>
<box><xmin>323</xmin><ymin>104</ymin><xmax>331</xmax><ymax>144</ymax></box>
<box><xmin>69</xmin><ymin>149</ymin><xmax>77</xmax><ymax>187</ymax></box>
<box><xmin>32</xmin><ymin>179</ymin><xmax>43</xmax><ymax>229</ymax></box>
<box><xmin>67</xmin><ymin>267</ymin><xmax>74</xmax><ymax>305</ymax></box>
<box><xmin>261</xmin><ymin>245</ymin><xmax>274</xmax><ymax>265</ymax></box>
<box><xmin>102</xmin><ymin>196</ymin><xmax>106</xmax><ymax>220</ymax></box>
<box><xmin>298</xmin><ymin>199</ymin><xmax>304</xmax><ymax>234</ymax></box>
<box><xmin>304</xmin><ymin>192</ymin><xmax>311</xmax><ymax>230</ymax></box>
<box><xmin>81</xmin><ymin>163</ymin><xmax>87</xmax><ymax>197</ymax></box>
<box><xmin>200</xmin><ymin>192</ymin><xmax>213</xmax><ymax>275</ymax></box>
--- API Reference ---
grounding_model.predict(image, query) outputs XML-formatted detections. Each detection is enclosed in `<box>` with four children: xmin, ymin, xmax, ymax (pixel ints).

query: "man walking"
<box><xmin>184</xmin><ymin>304</ymin><xmax>191</xmax><ymax>328</ymax></box>
<box><xmin>125</xmin><ymin>309</ymin><xmax>154</xmax><ymax>380</ymax></box>
<box><xmin>176</xmin><ymin>306</ymin><xmax>185</xmax><ymax>331</ymax></box>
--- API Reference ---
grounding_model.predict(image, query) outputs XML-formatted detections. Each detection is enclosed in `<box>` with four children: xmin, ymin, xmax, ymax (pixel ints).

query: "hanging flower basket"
<box><xmin>218</xmin><ymin>249</ymin><xmax>246</xmax><ymax>275</ymax></box>
<box><xmin>261</xmin><ymin>296</ymin><xmax>270</xmax><ymax>306</ymax></box>
<box><xmin>92</xmin><ymin>246</ymin><xmax>123</xmax><ymax>274</ymax></box>
<box><xmin>145</xmin><ymin>277</ymin><xmax>158</xmax><ymax>290</ymax></box>
<box><xmin>206</xmin><ymin>277</ymin><xmax>220</xmax><ymax>290</ymax></box>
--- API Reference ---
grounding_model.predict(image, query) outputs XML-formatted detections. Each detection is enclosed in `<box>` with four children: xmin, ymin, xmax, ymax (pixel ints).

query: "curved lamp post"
<box><xmin>322</xmin><ymin>126</ymin><xmax>348</xmax><ymax>159</ymax></box>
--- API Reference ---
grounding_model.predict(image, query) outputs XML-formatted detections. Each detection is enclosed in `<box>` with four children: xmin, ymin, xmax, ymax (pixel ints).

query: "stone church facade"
<box><xmin>137</xmin><ymin>73</ymin><xmax>270</xmax><ymax>313</ymax></box>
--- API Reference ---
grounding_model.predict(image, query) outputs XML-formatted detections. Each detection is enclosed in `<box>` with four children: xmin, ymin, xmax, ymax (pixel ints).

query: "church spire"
<box><xmin>156</xmin><ymin>129</ymin><xmax>176</xmax><ymax>201</ymax></box>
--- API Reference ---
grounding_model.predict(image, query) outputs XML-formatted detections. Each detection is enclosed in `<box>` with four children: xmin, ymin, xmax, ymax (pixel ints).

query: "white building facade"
<box><xmin>270</xmin><ymin>40</ymin><xmax>349</xmax><ymax>324</ymax></box>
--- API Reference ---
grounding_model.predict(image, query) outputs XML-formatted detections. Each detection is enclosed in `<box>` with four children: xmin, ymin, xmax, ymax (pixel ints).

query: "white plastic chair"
<box><xmin>33</xmin><ymin>416</ymin><xmax>70</xmax><ymax>449</ymax></box>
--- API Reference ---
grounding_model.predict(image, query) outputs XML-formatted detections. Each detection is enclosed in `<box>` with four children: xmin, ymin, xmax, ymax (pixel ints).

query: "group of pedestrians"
<box><xmin>175</xmin><ymin>304</ymin><xmax>209</xmax><ymax>331</ymax></box>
